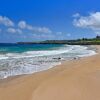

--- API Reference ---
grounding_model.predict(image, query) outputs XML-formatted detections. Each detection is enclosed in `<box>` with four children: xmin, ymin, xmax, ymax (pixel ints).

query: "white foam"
<box><xmin>0</xmin><ymin>45</ymin><xmax>94</xmax><ymax>60</ymax></box>
<box><xmin>0</xmin><ymin>59</ymin><xmax>61</xmax><ymax>79</ymax></box>
<box><xmin>0</xmin><ymin>45</ymin><xmax>96</xmax><ymax>79</ymax></box>
<box><xmin>0</xmin><ymin>55</ymin><xmax>9</xmax><ymax>60</ymax></box>
<box><xmin>0</xmin><ymin>45</ymin><xmax>73</xmax><ymax>59</ymax></box>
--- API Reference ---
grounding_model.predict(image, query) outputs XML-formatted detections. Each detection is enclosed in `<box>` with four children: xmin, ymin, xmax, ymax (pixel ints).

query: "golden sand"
<box><xmin>0</xmin><ymin>46</ymin><xmax>100</xmax><ymax>100</ymax></box>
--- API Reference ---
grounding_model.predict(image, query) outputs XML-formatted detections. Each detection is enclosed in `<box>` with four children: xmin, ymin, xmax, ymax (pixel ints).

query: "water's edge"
<box><xmin>0</xmin><ymin>45</ymin><xmax>97</xmax><ymax>79</ymax></box>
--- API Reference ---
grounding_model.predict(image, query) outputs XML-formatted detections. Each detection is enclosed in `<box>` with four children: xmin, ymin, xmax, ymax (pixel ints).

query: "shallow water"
<box><xmin>0</xmin><ymin>44</ymin><xmax>96</xmax><ymax>79</ymax></box>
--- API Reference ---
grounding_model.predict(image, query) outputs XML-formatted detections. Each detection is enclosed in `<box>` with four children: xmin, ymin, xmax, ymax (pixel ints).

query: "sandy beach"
<box><xmin>0</xmin><ymin>45</ymin><xmax>100</xmax><ymax>100</ymax></box>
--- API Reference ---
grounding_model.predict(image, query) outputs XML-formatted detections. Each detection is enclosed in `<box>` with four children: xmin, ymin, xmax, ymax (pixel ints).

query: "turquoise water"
<box><xmin>0</xmin><ymin>44</ymin><xmax>96</xmax><ymax>79</ymax></box>
<box><xmin>0</xmin><ymin>43</ymin><xmax>63</xmax><ymax>54</ymax></box>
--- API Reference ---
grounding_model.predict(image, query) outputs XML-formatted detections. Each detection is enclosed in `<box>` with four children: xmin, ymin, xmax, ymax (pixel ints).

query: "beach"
<box><xmin>0</xmin><ymin>45</ymin><xmax>100</xmax><ymax>100</ymax></box>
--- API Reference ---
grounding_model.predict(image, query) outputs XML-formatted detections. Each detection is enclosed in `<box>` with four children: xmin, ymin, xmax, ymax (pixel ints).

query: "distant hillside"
<box><xmin>17</xmin><ymin>36</ymin><xmax>100</xmax><ymax>45</ymax></box>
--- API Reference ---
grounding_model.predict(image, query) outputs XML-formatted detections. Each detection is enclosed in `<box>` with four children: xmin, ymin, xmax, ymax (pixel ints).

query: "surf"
<box><xmin>0</xmin><ymin>44</ymin><xmax>96</xmax><ymax>79</ymax></box>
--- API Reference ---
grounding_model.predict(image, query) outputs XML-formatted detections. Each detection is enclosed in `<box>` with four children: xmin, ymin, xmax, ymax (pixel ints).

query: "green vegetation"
<box><xmin>17</xmin><ymin>36</ymin><xmax>100</xmax><ymax>45</ymax></box>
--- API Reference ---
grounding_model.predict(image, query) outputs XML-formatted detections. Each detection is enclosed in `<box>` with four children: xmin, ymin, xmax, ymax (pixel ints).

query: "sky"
<box><xmin>0</xmin><ymin>0</ymin><xmax>100</xmax><ymax>43</ymax></box>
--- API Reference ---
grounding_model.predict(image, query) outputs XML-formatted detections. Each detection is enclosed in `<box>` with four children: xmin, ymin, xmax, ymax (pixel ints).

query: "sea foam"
<box><xmin>0</xmin><ymin>45</ymin><xmax>96</xmax><ymax>79</ymax></box>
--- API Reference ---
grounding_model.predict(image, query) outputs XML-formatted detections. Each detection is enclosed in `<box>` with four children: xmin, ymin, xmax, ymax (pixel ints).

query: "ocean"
<box><xmin>0</xmin><ymin>43</ymin><xmax>96</xmax><ymax>79</ymax></box>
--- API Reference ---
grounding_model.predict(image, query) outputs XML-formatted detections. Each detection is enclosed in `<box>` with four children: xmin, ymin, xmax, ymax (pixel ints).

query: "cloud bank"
<box><xmin>0</xmin><ymin>15</ymin><xmax>71</xmax><ymax>42</ymax></box>
<box><xmin>73</xmin><ymin>12</ymin><xmax>100</xmax><ymax>30</ymax></box>
<box><xmin>73</xmin><ymin>12</ymin><xmax>100</xmax><ymax>35</ymax></box>
<box><xmin>0</xmin><ymin>15</ymin><xmax>52</xmax><ymax>34</ymax></box>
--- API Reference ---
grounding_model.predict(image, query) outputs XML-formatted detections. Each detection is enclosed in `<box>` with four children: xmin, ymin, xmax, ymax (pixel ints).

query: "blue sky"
<box><xmin>0</xmin><ymin>0</ymin><xmax>100</xmax><ymax>42</ymax></box>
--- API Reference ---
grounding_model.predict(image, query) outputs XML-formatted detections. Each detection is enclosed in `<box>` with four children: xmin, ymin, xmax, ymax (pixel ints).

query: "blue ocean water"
<box><xmin>0</xmin><ymin>43</ymin><xmax>63</xmax><ymax>53</ymax></box>
<box><xmin>0</xmin><ymin>44</ymin><xmax>96</xmax><ymax>79</ymax></box>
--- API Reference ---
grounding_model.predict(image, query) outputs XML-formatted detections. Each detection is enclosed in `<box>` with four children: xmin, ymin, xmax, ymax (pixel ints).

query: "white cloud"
<box><xmin>7</xmin><ymin>28</ymin><xmax>22</xmax><ymax>34</ymax></box>
<box><xmin>56</xmin><ymin>32</ymin><xmax>71</xmax><ymax>37</ymax></box>
<box><xmin>73</xmin><ymin>13</ymin><xmax>80</xmax><ymax>18</ymax></box>
<box><xmin>18</xmin><ymin>21</ymin><xmax>26</xmax><ymax>29</ymax></box>
<box><xmin>7</xmin><ymin>28</ymin><xmax>16</xmax><ymax>33</ymax></box>
<box><xmin>0</xmin><ymin>16</ymin><xmax>14</xmax><ymax>27</ymax></box>
<box><xmin>0</xmin><ymin>15</ymin><xmax>54</xmax><ymax>40</ymax></box>
<box><xmin>73</xmin><ymin>12</ymin><xmax>100</xmax><ymax>30</ymax></box>
<box><xmin>32</xmin><ymin>33</ymin><xmax>55</xmax><ymax>40</ymax></box>
<box><xmin>93</xmin><ymin>30</ymin><xmax>100</xmax><ymax>35</ymax></box>
<box><xmin>67</xmin><ymin>33</ymin><xmax>71</xmax><ymax>37</ymax></box>
<box><xmin>18</xmin><ymin>20</ymin><xmax>52</xmax><ymax>33</ymax></box>
<box><xmin>18</xmin><ymin>21</ymin><xmax>33</xmax><ymax>30</ymax></box>
<box><xmin>18</xmin><ymin>21</ymin><xmax>34</xmax><ymax>30</ymax></box>
<box><xmin>56</xmin><ymin>32</ymin><xmax>62</xmax><ymax>35</ymax></box>
<box><xmin>33</xmin><ymin>27</ymin><xmax>52</xmax><ymax>33</ymax></box>
<box><xmin>95</xmin><ymin>31</ymin><xmax>100</xmax><ymax>35</ymax></box>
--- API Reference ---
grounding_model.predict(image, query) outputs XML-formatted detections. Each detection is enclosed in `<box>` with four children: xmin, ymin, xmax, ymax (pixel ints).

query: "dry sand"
<box><xmin>0</xmin><ymin>46</ymin><xmax>100</xmax><ymax>100</ymax></box>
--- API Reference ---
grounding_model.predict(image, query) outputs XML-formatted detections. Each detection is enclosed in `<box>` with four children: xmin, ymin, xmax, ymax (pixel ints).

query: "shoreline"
<box><xmin>0</xmin><ymin>45</ymin><xmax>99</xmax><ymax>100</ymax></box>
<box><xmin>0</xmin><ymin>45</ymin><xmax>97</xmax><ymax>82</ymax></box>
<box><xmin>0</xmin><ymin>45</ymin><xmax>96</xmax><ymax>80</ymax></box>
